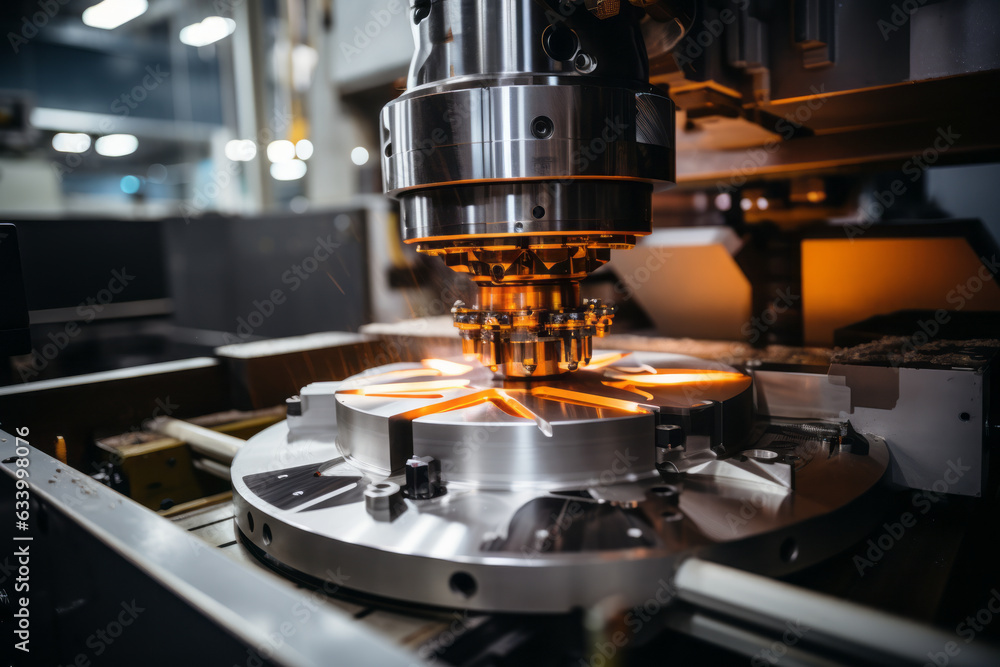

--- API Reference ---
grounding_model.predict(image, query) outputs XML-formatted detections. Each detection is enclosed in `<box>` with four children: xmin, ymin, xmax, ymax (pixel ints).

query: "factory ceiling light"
<box><xmin>179</xmin><ymin>17</ymin><xmax>236</xmax><ymax>47</ymax></box>
<box><xmin>82</xmin><ymin>0</ymin><xmax>148</xmax><ymax>30</ymax></box>
<box><xmin>51</xmin><ymin>133</ymin><xmax>91</xmax><ymax>153</ymax></box>
<box><xmin>95</xmin><ymin>134</ymin><xmax>138</xmax><ymax>157</ymax></box>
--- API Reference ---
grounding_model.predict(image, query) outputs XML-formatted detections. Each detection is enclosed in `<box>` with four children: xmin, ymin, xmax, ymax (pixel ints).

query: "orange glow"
<box><xmin>340</xmin><ymin>380</ymin><xmax>470</xmax><ymax>396</ymax></box>
<box><xmin>604</xmin><ymin>369</ymin><xmax>748</xmax><ymax>387</ymax></box>
<box><xmin>601</xmin><ymin>381</ymin><xmax>655</xmax><ymax>401</ymax></box>
<box><xmin>398</xmin><ymin>389</ymin><xmax>553</xmax><ymax>435</ymax></box>
<box><xmin>421</xmin><ymin>358</ymin><xmax>474</xmax><ymax>376</ymax></box>
<box><xmin>358</xmin><ymin>368</ymin><xmax>442</xmax><ymax>382</ymax></box>
<box><xmin>530</xmin><ymin>386</ymin><xmax>648</xmax><ymax>414</ymax></box>
<box><xmin>583</xmin><ymin>352</ymin><xmax>632</xmax><ymax>369</ymax></box>
<box><xmin>802</xmin><ymin>238</ymin><xmax>1000</xmax><ymax>345</ymax></box>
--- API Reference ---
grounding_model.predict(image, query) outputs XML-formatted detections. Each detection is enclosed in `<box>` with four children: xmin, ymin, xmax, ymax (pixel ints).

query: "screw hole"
<box><xmin>514</xmin><ymin>222</ymin><xmax>523</xmax><ymax>232</ymax></box>
<box><xmin>960</xmin><ymin>412</ymin><xmax>971</xmax><ymax>422</ymax></box>
<box><xmin>661</xmin><ymin>509</ymin><xmax>682</xmax><ymax>522</ymax></box>
<box><xmin>449</xmin><ymin>571</ymin><xmax>477</xmax><ymax>598</ymax></box>
<box><xmin>247</xmin><ymin>512</ymin><xmax>254</xmax><ymax>532</ymax></box>
<box><xmin>532</xmin><ymin>205</ymin><xmax>545</xmax><ymax>219</ymax></box>
<box><xmin>780</xmin><ymin>537</ymin><xmax>798</xmax><ymax>563</ymax></box>
<box><xmin>384</xmin><ymin>142</ymin><xmax>392</xmax><ymax>158</ymax></box>
<box><xmin>262</xmin><ymin>523</ymin><xmax>272</xmax><ymax>546</ymax></box>
<box><xmin>375</xmin><ymin>483</ymin><xmax>391</xmax><ymax>489</ymax></box>
<box><xmin>574</xmin><ymin>52</ymin><xmax>596</xmax><ymax>72</ymax></box>
<box><xmin>530</xmin><ymin>115</ymin><xmax>554</xmax><ymax>139</ymax></box>
<box><xmin>651</xmin><ymin>485</ymin><xmax>679</xmax><ymax>499</ymax></box>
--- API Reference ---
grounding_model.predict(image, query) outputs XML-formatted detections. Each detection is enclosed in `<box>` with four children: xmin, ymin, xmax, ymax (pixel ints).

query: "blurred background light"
<box><xmin>270</xmin><ymin>159</ymin><xmax>307</xmax><ymax>181</ymax></box>
<box><xmin>267</xmin><ymin>140</ymin><xmax>296</xmax><ymax>163</ymax></box>
<box><xmin>179</xmin><ymin>17</ymin><xmax>236</xmax><ymax>47</ymax></box>
<box><xmin>350</xmin><ymin>146</ymin><xmax>369</xmax><ymax>166</ymax></box>
<box><xmin>225</xmin><ymin>139</ymin><xmax>257</xmax><ymax>162</ymax></box>
<box><xmin>120</xmin><ymin>175</ymin><xmax>141</xmax><ymax>194</ymax></box>
<box><xmin>95</xmin><ymin>134</ymin><xmax>139</xmax><ymax>157</ymax></box>
<box><xmin>82</xmin><ymin>0</ymin><xmax>148</xmax><ymax>30</ymax></box>
<box><xmin>295</xmin><ymin>139</ymin><xmax>314</xmax><ymax>160</ymax></box>
<box><xmin>52</xmin><ymin>133</ymin><xmax>91</xmax><ymax>153</ymax></box>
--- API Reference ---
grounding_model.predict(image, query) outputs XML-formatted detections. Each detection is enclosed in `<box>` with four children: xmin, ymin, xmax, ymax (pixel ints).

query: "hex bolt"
<box><xmin>405</xmin><ymin>455</ymin><xmax>442</xmax><ymax>499</ymax></box>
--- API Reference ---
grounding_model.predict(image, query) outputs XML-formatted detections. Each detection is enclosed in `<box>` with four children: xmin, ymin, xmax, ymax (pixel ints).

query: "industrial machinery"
<box><xmin>379</xmin><ymin>0</ymin><xmax>680</xmax><ymax>377</ymax></box>
<box><xmin>3</xmin><ymin>1</ymin><xmax>1000</xmax><ymax>666</ymax></box>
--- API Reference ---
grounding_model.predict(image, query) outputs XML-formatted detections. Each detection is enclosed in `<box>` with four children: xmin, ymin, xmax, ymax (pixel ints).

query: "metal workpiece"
<box><xmin>232</xmin><ymin>352</ymin><xmax>892</xmax><ymax>613</ymax></box>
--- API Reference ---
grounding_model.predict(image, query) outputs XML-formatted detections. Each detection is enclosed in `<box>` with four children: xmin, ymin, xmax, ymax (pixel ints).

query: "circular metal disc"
<box><xmin>232</xmin><ymin>352</ymin><xmax>889</xmax><ymax>612</ymax></box>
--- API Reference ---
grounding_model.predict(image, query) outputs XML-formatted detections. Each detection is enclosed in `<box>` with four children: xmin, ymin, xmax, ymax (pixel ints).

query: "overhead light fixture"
<box><xmin>82</xmin><ymin>0</ymin><xmax>148</xmax><ymax>30</ymax></box>
<box><xmin>350</xmin><ymin>146</ymin><xmax>369</xmax><ymax>166</ymax></box>
<box><xmin>225</xmin><ymin>139</ymin><xmax>257</xmax><ymax>162</ymax></box>
<box><xmin>52</xmin><ymin>133</ymin><xmax>91</xmax><ymax>153</ymax></box>
<box><xmin>295</xmin><ymin>139</ymin><xmax>314</xmax><ymax>160</ymax></box>
<box><xmin>266</xmin><ymin>139</ymin><xmax>295</xmax><ymax>163</ymax></box>
<box><xmin>270</xmin><ymin>159</ymin><xmax>307</xmax><ymax>181</ymax></box>
<box><xmin>179</xmin><ymin>17</ymin><xmax>236</xmax><ymax>47</ymax></box>
<box><xmin>95</xmin><ymin>134</ymin><xmax>138</xmax><ymax>157</ymax></box>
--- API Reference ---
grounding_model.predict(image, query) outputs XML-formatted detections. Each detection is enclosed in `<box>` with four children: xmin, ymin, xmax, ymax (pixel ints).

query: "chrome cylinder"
<box><xmin>380</xmin><ymin>0</ymin><xmax>675</xmax><ymax>240</ymax></box>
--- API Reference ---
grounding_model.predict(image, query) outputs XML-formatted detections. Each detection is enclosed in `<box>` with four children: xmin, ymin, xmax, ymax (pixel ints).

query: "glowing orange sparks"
<box><xmin>399</xmin><ymin>389</ymin><xmax>553</xmax><ymax>436</ymax></box>
<box><xmin>604</xmin><ymin>369</ymin><xmax>748</xmax><ymax>387</ymax></box>
<box><xmin>530</xmin><ymin>386</ymin><xmax>648</xmax><ymax>414</ymax></box>
<box><xmin>582</xmin><ymin>352</ymin><xmax>632</xmax><ymax>369</ymax></box>
<box><xmin>339</xmin><ymin>379</ymin><xmax>470</xmax><ymax>396</ymax></box>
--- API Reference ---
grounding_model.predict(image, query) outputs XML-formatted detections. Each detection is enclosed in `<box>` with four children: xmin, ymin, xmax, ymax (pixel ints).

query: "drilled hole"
<box><xmin>262</xmin><ymin>523</ymin><xmax>272</xmax><ymax>546</ymax></box>
<box><xmin>960</xmin><ymin>412</ymin><xmax>971</xmax><ymax>422</ymax></box>
<box><xmin>449</xmin><ymin>571</ymin><xmax>477</xmax><ymax>598</ymax></box>
<box><xmin>532</xmin><ymin>206</ymin><xmax>545</xmax><ymax>219</ymax></box>
<box><xmin>530</xmin><ymin>115</ymin><xmax>554</xmax><ymax>139</ymax></box>
<box><xmin>247</xmin><ymin>512</ymin><xmax>254</xmax><ymax>533</ymax></box>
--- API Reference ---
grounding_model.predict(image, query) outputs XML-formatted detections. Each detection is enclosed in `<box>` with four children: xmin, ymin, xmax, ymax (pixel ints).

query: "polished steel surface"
<box><xmin>232</xmin><ymin>353</ymin><xmax>890</xmax><ymax>613</ymax></box>
<box><xmin>383</xmin><ymin>85</ymin><xmax>673</xmax><ymax>198</ymax></box>
<box><xmin>405</xmin><ymin>0</ymin><xmax>649</xmax><ymax>85</ymax></box>
<box><xmin>399</xmin><ymin>181</ymin><xmax>654</xmax><ymax>241</ymax></box>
